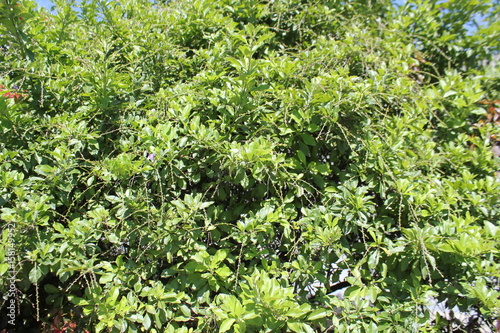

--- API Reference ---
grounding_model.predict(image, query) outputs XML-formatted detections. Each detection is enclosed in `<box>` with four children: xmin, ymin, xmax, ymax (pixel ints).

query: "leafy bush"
<box><xmin>1</xmin><ymin>0</ymin><xmax>499</xmax><ymax>331</ymax></box>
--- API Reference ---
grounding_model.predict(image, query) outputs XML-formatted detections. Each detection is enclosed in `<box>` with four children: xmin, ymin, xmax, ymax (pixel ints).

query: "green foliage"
<box><xmin>1</xmin><ymin>0</ymin><xmax>499</xmax><ymax>331</ymax></box>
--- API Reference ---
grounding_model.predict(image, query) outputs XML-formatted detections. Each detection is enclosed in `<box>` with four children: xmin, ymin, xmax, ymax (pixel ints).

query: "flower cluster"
<box><xmin>0</xmin><ymin>85</ymin><xmax>26</xmax><ymax>101</ymax></box>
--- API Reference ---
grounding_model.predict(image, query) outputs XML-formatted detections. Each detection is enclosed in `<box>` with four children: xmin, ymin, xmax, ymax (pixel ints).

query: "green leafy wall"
<box><xmin>1</xmin><ymin>0</ymin><xmax>499</xmax><ymax>331</ymax></box>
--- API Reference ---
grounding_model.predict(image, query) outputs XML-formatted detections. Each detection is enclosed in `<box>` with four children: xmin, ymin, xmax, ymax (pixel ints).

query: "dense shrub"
<box><xmin>1</xmin><ymin>0</ymin><xmax>499</xmax><ymax>331</ymax></box>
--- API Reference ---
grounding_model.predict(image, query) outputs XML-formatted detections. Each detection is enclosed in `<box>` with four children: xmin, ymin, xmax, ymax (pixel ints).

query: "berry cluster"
<box><xmin>0</xmin><ymin>85</ymin><xmax>25</xmax><ymax>101</ymax></box>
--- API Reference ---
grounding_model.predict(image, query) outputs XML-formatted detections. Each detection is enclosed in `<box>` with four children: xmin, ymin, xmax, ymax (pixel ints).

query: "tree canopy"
<box><xmin>0</xmin><ymin>0</ymin><xmax>499</xmax><ymax>331</ymax></box>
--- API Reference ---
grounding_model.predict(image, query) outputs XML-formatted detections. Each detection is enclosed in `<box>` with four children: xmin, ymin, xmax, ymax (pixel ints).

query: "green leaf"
<box><xmin>29</xmin><ymin>266</ymin><xmax>43</xmax><ymax>283</ymax></box>
<box><xmin>68</xmin><ymin>296</ymin><xmax>89</xmax><ymax>306</ymax></box>
<box><xmin>308</xmin><ymin>308</ymin><xmax>329</xmax><ymax>320</ymax></box>
<box><xmin>44</xmin><ymin>284</ymin><xmax>59</xmax><ymax>293</ymax></box>
<box><xmin>286</xmin><ymin>303</ymin><xmax>311</xmax><ymax>318</ymax></box>
<box><xmin>107</xmin><ymin>286</ymin><xmax>120</xmax><ymax>305</ymax></box>
<box><xmin>34</xmin><ymin>164</ymin><xmax>56</xmax><ymax>176</ymax></box>
<box><xmin>143</xmin><ymin>314</ymin><xmax>151</xmax><ymax>330</ymax></box>
<box><xmin>287</xmin><ymin>322</ymin><xmax>315</xmax><ymax>333</ymax></box>
<box><xmin>443</xmin><ymin>90</ymin><xmax>457</xmax><ymax>98</ymax></box>
<box><xmin>297</xmin><ymin>150</ymin><xmax>306</xmax><ymax>165</ymax></box>
<box><xmin>484</xmin><ymin>221</ymin><xmax>498</xmax><ymax>237</ymax></box>
<box><xmin>234</xmin><ymin>322</ymin><xmax>247</xmax><ymax>333</ymax></box>
<box><xmin>180</xmin><ymin>304</ymin><xmax>191</xmax><ymax>317</ymax></box>
<box><xmin>99</xmin><ymin>273</ymin><xmax>115</xmax><ymax>284</ymax></box>
<box><xmin>300</xmin><ymin>133</ymin><xmax>316</xmax><ymax>146</ymax></box>
<box><xmin>216</xmin><ymin>266</ymin><xmax>232</xmax><ymax>278</ymax></box>
<box><xmin>219</xmin><ymin>318</ymin><xmax>235</xmax><ymax>333</ymax></box>
<box><xmin>0</xmin><ymin>263</ymin><xmax>8</xmax><ymax>275</ymax></box>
